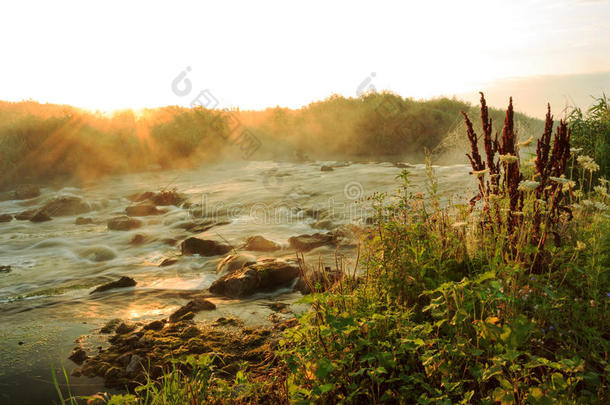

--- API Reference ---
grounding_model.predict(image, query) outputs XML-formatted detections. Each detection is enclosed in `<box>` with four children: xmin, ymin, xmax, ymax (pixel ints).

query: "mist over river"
<box><xmin>0</xmin><ymin>160</ymin><xmax>473</xmax><ymax>404</ymax></box>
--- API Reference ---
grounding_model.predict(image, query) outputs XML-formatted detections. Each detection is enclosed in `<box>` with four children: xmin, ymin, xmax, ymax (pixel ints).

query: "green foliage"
<box><xmin>568</xmin><ymin>94</ymin><xmax>610</xmax><ymax>180</ymax></box>
<box><xmin>281</xmin><ymin>163</ymin><xmax>609</xmax><ymax>403</ymax></box>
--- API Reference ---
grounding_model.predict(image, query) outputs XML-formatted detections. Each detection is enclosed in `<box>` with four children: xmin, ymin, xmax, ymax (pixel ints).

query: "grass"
<box><xmin>52</xmin><ymin>94</ymin><xmax>609</xmax><ymax>404</ymax></box>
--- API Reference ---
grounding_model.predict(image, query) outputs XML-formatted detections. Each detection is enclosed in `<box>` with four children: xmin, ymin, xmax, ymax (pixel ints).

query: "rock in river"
<box><xmin>288</xmin><ymin>233</ymin><xmax>335</xmax><ymax>252</ymax></box>
<box><xmin>0</xmin><ymin>213</ymin><xmax>13</xmax><ymax>222</ymax></box>
<box><xmin>243</xmin><ymin>235</ymin><xmax>281</xmax><ymax>252</ymax></box>
<box><xmin>90</xmin><ymin>276</ymin><xmax>137</xmax><ymax>294</ymax></box>
<box><xmin>169</xmin><ymin>297</ymin><xmax>216</xmax><ymax>323</ymax></box>
<box><xmin>107</xmin><ymin>216</ymin><xmax>142</xmax><ymax>231</ymax></box>
<box><xmin>209</xmin><ymin>261</ymin><xmax>300</xmax><ymax>298</ymax></box>
<box><xmin>181</xmin><ymin>237</ymin><xmax>231</xmax><ymax>256</ymax></box>
<box><xmin>41</xmin><ymin>196</ymin><xmax>91</xmax><ymax>216</ymax></box>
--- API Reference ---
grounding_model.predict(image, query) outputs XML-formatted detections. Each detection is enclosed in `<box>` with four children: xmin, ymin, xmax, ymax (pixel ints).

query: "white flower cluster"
<box><xmin>577</xmin><ymin>155</ymin><xmax>600</xmax><ymax>172</ymax></box>
<box><xmin>518</xmin><ymin>180</ymin><xmax>540</xmax><ymax>192</ymax></box>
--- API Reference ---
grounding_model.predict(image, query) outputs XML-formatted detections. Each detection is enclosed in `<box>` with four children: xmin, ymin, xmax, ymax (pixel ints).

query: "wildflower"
<box><xmin>594</xmin><ymin>185</ymin><xmax>609</xmax><ymax>198</ymax></box>
<box><xmin>549</xmin><ymin>326</ymin><xmax>554</xmax><ymax>331</ymax></box>
<box><xmin>582</xmin><ymin>199</ymin><xmax>594</xmax><ymax>207</ymax></box>
<box><xmin>576</xmin><ymin>241</ymin><xmax>586</xmax><ymax>251</ymax></box>
<box><xmin>471</xmin><ymin>168</ymin><xmax>489</xmax><ymax>178</ymax></box>
<box><xmin>499</xmin><ymin>154</ymin><xmax>519</xmax><ymax>164</ymax></box>
<box><xmin>600</xmin><ymin>178</ymin><xmax>609</xmax><ymax>186</ymax></box>
<box><xmin>570</xmin><ymin>147</ymin><xmax>582</xmax><ymax>154</ymax></box>
<box><xmin>518</xmin><ymin>180</ymin><xmax>539</xmax><ymax>192</ymax></box>
<box><xmin>590</xmin><ymin>300</ymin><xmax>595</xmax><ymax>307</ymax></box>
<box><xmin>594</xmin><ymin>201</ymin><xmax>608</xmax><ymax>211</ymax></box>
<box><xmin>606</xmin><ymin>293</ymin><xmax>610</xmax><ymax>298</ymax></box>
<box><xmin>531</xmin><ymin>277</ymin><xmax>536</xmax><ymax>281</ymax></box>
<box><xmin>571</xmin><ymin>203</ymin><xmax>581</xmax><ymax>209</ymax></box>
<box><xmin>577</xmin><ymin>155</ymin><xmax>600</xmax><ymax>172</ymax></box>
<box><xmin>573</xmin><ymin>190</ymin><xmax>583</xmax><ymax>199</ymax></box>
<box><xmin>517</xmin><ymin>136</ymin><xmax>534</xmax><ymax>147</ymax></box>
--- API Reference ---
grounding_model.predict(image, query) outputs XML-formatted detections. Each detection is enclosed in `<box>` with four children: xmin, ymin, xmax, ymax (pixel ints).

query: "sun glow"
<box><xmin>1</xmin><ymin>0</ymin><xmax>608</xmax><ymax>116</ymax></box>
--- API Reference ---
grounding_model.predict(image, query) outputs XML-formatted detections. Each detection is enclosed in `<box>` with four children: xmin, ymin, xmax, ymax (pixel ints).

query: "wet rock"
<box><xmin>90</xmin><ymin>276</ymin><xmax>137</xmax><ymax>294</ymax></box>
<box><xmin>320</xmin><ymin>165</ymin><xmax>334</xmax><ymax>172</ymax></box>
<box><xmin>130</xmin><ymin>233</ymin><xmax>147</xmax><ymax>245</ymax></box>
<box><xmin>41</xmin><ymin>196</ymin><xmax>91</xmax><ymax>216</ymax></box>
<box><xmin>311</xmin><ymin>219</ymin><xmax>336</xmax><ymax>230</ymax></box>
<box><xmin>14</xmin><ymin>184</ymin><xmax>41</xmax><ymax>200</ymax></box>
<box><xmin>169</xmin><ymin>297</ymin><xmax>216</xmax><ymax>322</ymax></box>
<box><xmin>143</xmin><ymin>320</ymin><xmax>165</xmax><ymax>331</ymax></box>
<box><xmin>125</xmin><ymin>354</ymin><xmax>143</xmax><ymax>374</ymax></box>
<box><xmin>288</xmin><ymin>233</ymin><xmax>335</xmax><ymax>252</ymax></box>
<box><xmin>115</xmin><ymin>322</ymin><xmax>137</xmax><ymax>335</ymax></box>
<box><xmin>214</xmin><ymin>316</ymin><xmax>244</xmax><ymax>327</ymax></box>
<box><xmin>0</xmin><ymin>214</ymin><xmax>13</xmax><ymax>222</ymax></box>
<box><xmin>243</xmin><ymin>235</ymin><xmax>281</xmax><ymax>252</ymax></box>
<box><xmin>107</xmin><ymin>216</ymin><xmax>142</xmax><ymax>231</ymax></box>
<box><xmin>180</xmin><ymin>325</ymin><xmax>201</xmax><ymax>339</ymax></box>
<box><xmin>159</xmin><ymin>258</ymin><xmax>178</xmax><ymax>267</ymax></box>
<box><xmin>101</xmin><ymin>319</ymin><xmax>122</xmax><ymax>333</ymax></box>
<box><xmin>181</xmin><ymin>237</ymin><xmax>231</xmax><ymax>256</ymax></box>
<box><xmin>267</xmin><ymin>302</ymin><xmax>290</xmax><ymax>313</ymax></box>
<box><xmin>128</xmin><ymin>190</ymin><xmax>184</xmax><ymax>206</ymax></box>
<box><xmin>209</xmin><ymin>261</ymin><xmax>300</xmax><ymax>298</ymax></box>
<box><xmin>0</xmin><ymin>265</ymin><xmax>11</xmax><ymax>274</ymax></box>
<box><xmin>69</xmin><ymin>347</ymin><xmax>88</xmax><ymax>365</ymax></box>
<box><xmin>75</xmin><ymin>217</ymin><xmax>94</xmax><ymax>225</ymax></box>
<box><xmin>128</xmin><ymin>191</ymin><xmax>155</xmax><ymax>203</ymax></box>
<box><xmin>216</xmin><ymin>253</ymin><xmax>256</xmax><ymax>275</ymax></box>
<box><xmin>30</xmin><ymin>209</ymin><xmax>52</xmax><ymax>223</ymax></box>
<box><xmin>15</xmin><ymin>209</ymin><xmax>36</xmax><ymax>220</ymax></box>
<box><xmin>125</xmin><ymin>203</ymin><xmax>164</xmax><ymax>217</ymax></box>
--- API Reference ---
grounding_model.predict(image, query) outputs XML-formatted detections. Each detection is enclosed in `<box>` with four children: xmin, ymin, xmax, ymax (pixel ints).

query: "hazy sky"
<box><xmin>1</xmin><ymin>0</ymin><xmax>609</xmax><ymax>116</ymax></box>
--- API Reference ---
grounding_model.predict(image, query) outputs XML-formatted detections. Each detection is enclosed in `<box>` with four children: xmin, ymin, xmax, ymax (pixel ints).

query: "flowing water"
<box><xmin>0</xmin><ymin>160</ymin><xmax>473</xmax><ymax>404</ymax></box>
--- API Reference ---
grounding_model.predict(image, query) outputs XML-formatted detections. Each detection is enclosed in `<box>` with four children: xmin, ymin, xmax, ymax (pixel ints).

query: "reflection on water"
<box><xmin>0</xmin><ymin>160</ymin><xmax>473</xmax><ymax>403</ymax></box>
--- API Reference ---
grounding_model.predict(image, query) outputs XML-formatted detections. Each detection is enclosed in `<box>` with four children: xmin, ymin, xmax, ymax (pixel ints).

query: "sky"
<box><xmin>1</xmin><ymin>0</ymin><xmax>609</xmax><ymax>117</ymax></box>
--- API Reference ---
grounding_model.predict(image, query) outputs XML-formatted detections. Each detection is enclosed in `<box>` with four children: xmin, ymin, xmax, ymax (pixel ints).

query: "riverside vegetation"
<box><xmin>0</xmin><ymin>94</ymin><xmax>542</xmax><ymax>189</ymax></box>
<box><xmin>52</xmin><ymin>94</ymin><xmax>609</xmax><ymax>404</ymax></box>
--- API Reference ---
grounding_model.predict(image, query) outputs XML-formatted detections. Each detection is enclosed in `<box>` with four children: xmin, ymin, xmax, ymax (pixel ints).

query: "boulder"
<box><xmin>243</xmin><ymin>235</ymin><xmax>281</xmax><ymax>252</ymax></box>
<box><xmin>90</xmin><ymin>276</ymin><xmax>137</xmax><ymax>294</ymax></box>
<box><xmin>209</xmin><ymin>261</ymin><xmax>300</xmax><ymax>298</ymax></box>
<box><xmin>128</xmin><ymin>190</ymin><xmax>184</xmax><ymax>206</ymax></box>
<box><xmin>0</xmin><ymin>265</ymin><xmax>11</xmax><ymax>274</ymax></box>
<box><xmin>107</xmin><ymin>216</ymin><xmax>142</xmax><ymax>231</ymax></box>
<box><xmin>30</xmin><ymin>210</ymin><xmax>51</xmax><ymax>223</ymax></box>
<box><xmin>15</xmin><ymin>209</ymin><xmax>36</xmax><ymax>220</ymax></box>
<box><xmin>125</xmin><ymin>203</ymin><xmax>164</xmax><ymax>216</ymax></box>
<box><xmin>75</xmin><ymin>217</ymin><xmax>94</xmax><ymax>225</ymax></box>
<box><xmin>288</xmin><ymin>233</ymin><xmax>335</xmax><ymax>252</ymax></box>
<box><xmin>69</xmin><ymin>347</ymin><xmax>88</xmax><ymax>365</ymax></box>
<box><xmin>216</xmin><ymin>254</ymin><xmax>256</xmax><ymax>274</ymax></box>
<box><xmin>320</xmin><ymin>165</ymin><xmax>334</xmax><ymax>172</ymax></box>
<box><xmin>41</xmin><ymin>196</ymin><xmax>91</xmax><ymax>216</ymax></box>
<box><xmin>0</xmin><ymin>214</ymin><xmax>12</xmax><ymax>222</ymax></box>
<box><xmin>169</xmin><ymin>297</ymin><xmax>216</xmax><ymax>323</ymax></box>
<box><xmin>181</xmin><ymin>237</ymin><xmax>231</xmax><ymax>256</ymax></box>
